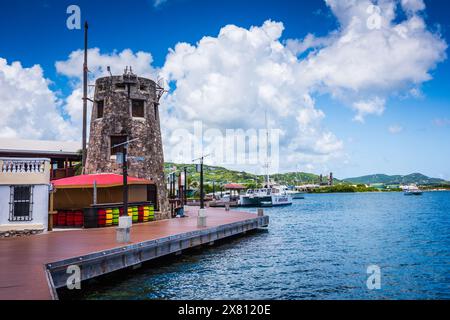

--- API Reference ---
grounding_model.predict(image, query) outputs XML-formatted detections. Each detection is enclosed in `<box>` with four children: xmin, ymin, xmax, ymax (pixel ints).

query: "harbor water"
<box><xmin>71</xmin><ymin>192</ymin><xmax>450</xmax><ymax>300</ymax></box>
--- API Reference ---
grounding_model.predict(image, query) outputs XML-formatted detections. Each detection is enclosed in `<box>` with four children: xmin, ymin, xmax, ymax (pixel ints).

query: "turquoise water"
<box><xmin>73</xmin><ymin>192</ymin><xmax>450</xmax><ymax>300</ymax></box>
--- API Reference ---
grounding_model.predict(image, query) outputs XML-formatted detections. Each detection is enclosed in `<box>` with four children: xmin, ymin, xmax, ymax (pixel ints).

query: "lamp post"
<box><xmin>111</xmin><ymin>138</ymin><xmax>139</xmax><ymax>217</ymax></box>
<box><xmin>112</xmin><ymin>137</ymin><xmax>139</xmax><ymax>243</ymax></box>
<box><xmin>82</xmin><ymin>21</ymin><xmax>88</xmax><ymax>172</ymax></box>
<box><xmin>184</xmin><ymin>166</ymin><xmax>188</xmax><ymax>206</ymax></box>
<box><xmin>193</xmin><ymin>154</ymin><xmax>210</xmax><ymax>226</ymax></box>
<box><xmin>200</xmin><ymin>158</ymin><xmax>204</xmax><ymax>209</ymax></box>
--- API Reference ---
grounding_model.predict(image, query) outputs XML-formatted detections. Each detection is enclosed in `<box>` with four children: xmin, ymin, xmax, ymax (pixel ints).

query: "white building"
<box><xmin>0</xmin><ymin>158</ymin><xmax>51</xmax><ymax>234</ymax></box>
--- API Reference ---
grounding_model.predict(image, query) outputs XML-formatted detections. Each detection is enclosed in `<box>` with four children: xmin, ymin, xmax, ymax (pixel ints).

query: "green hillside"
<box><xmin>165</xmin><ymin>163</ymin><xmax>449</xmax><ymax>191</ymax></box>
<box><xmin>164</xmin><ymin>162</ymin><xmax>331</xmax><ymax>189</ymax></box>
<box><xmin>343</xmin><ymin>173</ymin><xmax>449</xmax><ymax>186</ymax></box>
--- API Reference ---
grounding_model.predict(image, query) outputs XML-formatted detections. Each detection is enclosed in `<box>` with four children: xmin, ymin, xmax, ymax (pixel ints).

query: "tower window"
<box><xmin>132</xmin><ymin>100</ymin><xmax>145</xmax><ymax>118</ymax></box>
<box><xmin>154</xmin><ymin>103</ymin><xmax>159</xmax><ymax>121</ymax></box>
<box><xmin>111</xmin><ymin>136</ymin><xmax>127</xmax><ymax>156</ymax></box>
<box><xmin>96</xmin><ymin>100</ymin><xmax>104</xmax><ymax>118</ymax></box>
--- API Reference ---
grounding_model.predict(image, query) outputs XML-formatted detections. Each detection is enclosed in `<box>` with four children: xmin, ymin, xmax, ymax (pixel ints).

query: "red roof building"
<box><xmin>223</xmin><ymin>183</ymin><xmax>246</xmax><ymax>190</ymax></box>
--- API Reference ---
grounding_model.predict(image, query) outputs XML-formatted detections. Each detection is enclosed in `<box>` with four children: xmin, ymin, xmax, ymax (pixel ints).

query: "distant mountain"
<box><xmin>165</xmin><ymin>163</ymin><xmax>448</xmax><ymax>187</ymax></box>
<box><xmin>343</xmin><ymin>173</ymin><xmax>449</xmax><ymax>186</ymax></box>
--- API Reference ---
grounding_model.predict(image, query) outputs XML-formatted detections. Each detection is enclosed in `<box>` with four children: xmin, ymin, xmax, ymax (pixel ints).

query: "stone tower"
<box><xmin>85</xmin><ymin>68</ymin><xmax>169</xmax><ymax>218</ymax></box>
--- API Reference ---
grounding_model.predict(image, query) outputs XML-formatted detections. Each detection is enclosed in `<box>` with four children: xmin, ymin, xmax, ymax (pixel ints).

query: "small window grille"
<box><xmin>9</xmin><ymin>186</ymin><xmax>33</xmax><ymax>222</ymax></box>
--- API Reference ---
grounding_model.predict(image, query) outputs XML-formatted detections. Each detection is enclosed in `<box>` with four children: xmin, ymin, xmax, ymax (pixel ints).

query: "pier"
<box><xmin>0</xmin><ymin>207</ymin><xmax>268</xmax><ymax>300</ymax></box>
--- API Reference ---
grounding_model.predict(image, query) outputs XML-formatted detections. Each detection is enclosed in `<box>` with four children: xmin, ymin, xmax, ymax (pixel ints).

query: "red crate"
<box><xmin>57</xmin><ymin>212</ymin><xmax>67</xmax><ymax>226</ymax></box>
<box><xmin>52</xmin><ymin>213</ymin><xmax>59</xmax><ymax>226</ymax></box>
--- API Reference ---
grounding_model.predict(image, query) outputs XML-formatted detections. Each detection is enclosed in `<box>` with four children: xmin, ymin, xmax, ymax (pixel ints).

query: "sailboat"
<box><xmin>238</xmin><ymin>110</ymin><xmax>293</xmax><ymax>207</ymax></box>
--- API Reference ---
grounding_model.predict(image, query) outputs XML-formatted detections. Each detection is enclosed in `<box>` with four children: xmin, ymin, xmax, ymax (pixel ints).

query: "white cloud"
<box><xmin>352</xmin><ymin>97</ymin><xmax>385</xmax><ymax>123</ymax></box>
<box><xmin>295</xmin><ymin>0</ymin><xmax>447</xmax><ymax>121</ymax></box>
<box><xmin>56</xmin><ymin>48</ymin><xmax>157</xmax><ymax>80</ymax></box>
<box><xmin>160</xmin><ymin>20</ymin><xmax>344</xmax><ymax>172</ymax></box>
<box><xmin>0</xmin><ymin>58</ymin><xmax>77</xmax><ymax>140</ymax></box>
<box><xmin>401</xmin><ymin>0</ymin><xmax>425</xmax><ymax>14</ymax></box>
<box><xmin>388</xmin><ymin>124</ymin><xmax>404</xmax><ymax>134</ymax></box>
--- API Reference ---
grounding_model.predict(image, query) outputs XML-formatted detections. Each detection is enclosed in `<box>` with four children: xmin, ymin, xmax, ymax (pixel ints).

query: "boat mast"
<box><xmin>265</xmin><ymin>108</ymin><xmax>270</xmax><ymax>187</ymax></box>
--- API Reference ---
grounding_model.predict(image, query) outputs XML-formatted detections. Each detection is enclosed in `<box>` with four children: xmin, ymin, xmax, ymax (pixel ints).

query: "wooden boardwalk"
<box><xmin>0</xmin><ymin>208</ymin><xmax>267</xmax><ymax>300</ymax></box>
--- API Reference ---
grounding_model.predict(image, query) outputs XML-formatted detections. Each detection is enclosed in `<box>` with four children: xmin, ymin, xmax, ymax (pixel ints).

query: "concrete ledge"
<box><xmin>0</xmin><ymin>223</ymin><xmax>44</xmax><ymax>232</ymax></box>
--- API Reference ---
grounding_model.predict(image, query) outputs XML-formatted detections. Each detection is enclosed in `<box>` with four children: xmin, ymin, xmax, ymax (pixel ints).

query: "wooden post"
<box><xmin>48</xmin><ymin>191</ymin><xmax>56</xmax><ymax>231</ymax></box>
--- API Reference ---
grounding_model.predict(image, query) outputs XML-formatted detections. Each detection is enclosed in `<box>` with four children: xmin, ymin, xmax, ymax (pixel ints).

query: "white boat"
<box><xmin>283</xmin><ymin>186</ymin><xmax>305</xmax><ymax>199</ymax></box>
<box><xmin>239</xmin><ymin>186</ymin><xmax>293</xmax><ymax>207</ymax></box>
<box><xmin>403</xmin><ymin>185</ymin><xmax>423</xmax><ymax>196</ymax></box>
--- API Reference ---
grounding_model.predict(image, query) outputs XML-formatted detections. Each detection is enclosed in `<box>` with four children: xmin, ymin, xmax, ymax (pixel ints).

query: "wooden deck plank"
<box><xmin>0</xmin><ymin>207</ymin><xmax>258</xmax><ymax>300</ymax></box>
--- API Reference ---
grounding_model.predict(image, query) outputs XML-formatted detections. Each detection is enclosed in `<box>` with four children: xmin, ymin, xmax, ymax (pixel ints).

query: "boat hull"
<box><xmin>238</xmin><ymin>195</ymin><xmax>293</xmax><ymax>207</ymax></box>
<box><xmin>271</xmin><ymin>195</ymin><xmax>293</xmax><ymax>206</ymax></box>
<box><xmin>404</xmin><ymin>192</ymin><xmax>423</xmax><ymax>196</ymax></box>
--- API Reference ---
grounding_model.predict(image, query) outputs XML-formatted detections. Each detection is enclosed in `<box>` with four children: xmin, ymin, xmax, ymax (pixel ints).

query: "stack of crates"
<box><xmin>73</xmin><ymin>211</ymin><xmax>83</xmax><ymax>227</ymax></box>
<box><xmin>54</xmin><ymin>210</ymin><xmax>84</xmax><ymax>228</ymax></box>
<box><xmin>88</xmin><ymin>204</ymin><xmax>155</xmax><ymax>228</ymax></box>
<box><xmin>145</xmin><ymin>205</ymin><xmax>155</xmax><ymax>221</ymax></box>
<box><xmin>57</xmin><ymin>211</ymin><xmax>67</xmax><ymax>226</ymax></box>
<box><xmin>131</xmin><ymin>206</ymin><xmax>139</xmax><ymax>223</ymax></box>
<box><xmin>66</xmin><ymin>212</ymin><xmax>74</xmax><ymax>226</ymax></box>
<box><xmin>52</xmin><ymin>212</ymin><xmax>59</xmax><ymax>226</ymax></box>
<box><xmin>112</xmin><ymin>208</ymin><xmax>120</xmax><ymax>226</ymax></box>
<box><xmin>138</xmin><ymin>206</ymin><xmax>147</xmax><ymax>222</ymax></box>
<box><xmin>105</xmin><ymin>209</ymin><xmax>113</xmax><ymax>227</ymax></box>
<box><xmin>98</xmin><ymin>209</ymin><xmax>106</xmax><ymax>227</ymax></box>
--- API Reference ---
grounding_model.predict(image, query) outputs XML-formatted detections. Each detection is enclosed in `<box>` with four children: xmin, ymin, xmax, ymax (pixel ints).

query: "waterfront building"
<box><xmin>370</xmin><ymin>183</ymin><xmax>387</xmax><ymax>190</ymax></box>
<box><xmin>85</xmin><ymin>68</ymin><xmax>169</xmax><ymax>218</ymax></box>
<box><xmin>0</xmin><ymin>138</ymin><xmax>81</xmax><ymax>180</ymax></box>
<box><xmin>0</xmin><ymin>158</ymin><xmax>51</xmax><ymax>236</ymax></box>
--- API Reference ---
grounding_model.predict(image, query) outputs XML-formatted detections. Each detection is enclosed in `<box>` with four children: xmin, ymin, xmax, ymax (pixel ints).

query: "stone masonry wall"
<box><xmin>85</xmin><ymin>74</ymin><xmax>169</xmax><ymax>218</ymax></box>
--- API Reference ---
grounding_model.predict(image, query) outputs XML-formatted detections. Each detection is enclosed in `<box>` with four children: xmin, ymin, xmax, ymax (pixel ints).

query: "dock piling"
<box><xmin>117</xmin><ymin>216</ymin><xmax>132</xmax><ymax>243</ymax></box>
<box><xmin>197</xmin><ymin>208</ymin><xmax>207</xmax><ymax>227</ymax></box>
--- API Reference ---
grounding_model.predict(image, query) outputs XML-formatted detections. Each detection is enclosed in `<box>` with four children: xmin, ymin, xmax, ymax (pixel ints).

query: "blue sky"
<box><xmin>0</xmin><ymin>0</ymin><xmax>449</xmax><ymax>179</ymax></box>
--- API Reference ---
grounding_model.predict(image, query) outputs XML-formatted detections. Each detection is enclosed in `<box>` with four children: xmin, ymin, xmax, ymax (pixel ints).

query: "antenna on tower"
<box><xmin>155</xmin><ymin>77</ymin><xmax>168</xmax><ymax>103</ymax></box>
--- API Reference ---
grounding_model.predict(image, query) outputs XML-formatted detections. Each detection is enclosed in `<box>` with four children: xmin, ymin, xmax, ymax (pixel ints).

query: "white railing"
<box><xmin>0</xmin><ymin>158</ymin><xmax>48</xmax><ymax>174</ymax></box>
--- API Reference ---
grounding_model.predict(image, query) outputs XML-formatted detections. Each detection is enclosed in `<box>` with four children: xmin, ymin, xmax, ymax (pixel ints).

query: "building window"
<box><xmin>132</xmin><ymin>100</ymin><xmax>145</xmax><ymax>118</ymax></box>
<box><xmin>96</xmin><ymin>100</ymin><xmax>104</xmax><ymax>119</ymax></box>
<box><xmin>110</xmin><ymin>135</ymin><xmax>128</xmax><ymax>156</ymax></box>
<box><xmin>9</xmin><ymin>186</ymin><xmax>33</xmax><ymax>222</ymax></box>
